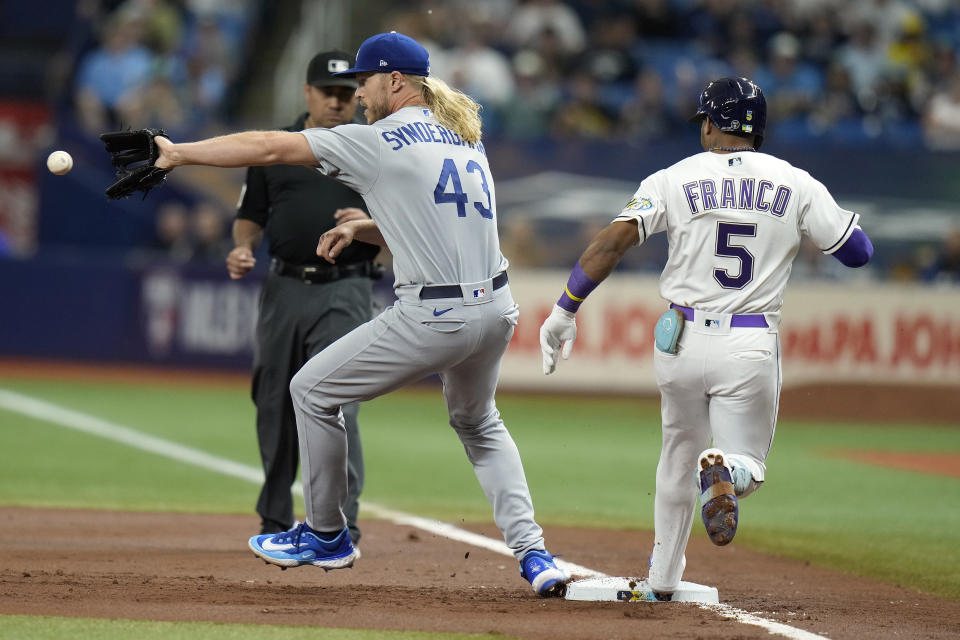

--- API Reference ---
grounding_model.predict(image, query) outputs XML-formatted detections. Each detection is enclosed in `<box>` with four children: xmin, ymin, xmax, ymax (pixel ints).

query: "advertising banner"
<box><xmin>499</xmin><ymin>271</ymin><xmax>960</xmax><ymax>392</ymax></box>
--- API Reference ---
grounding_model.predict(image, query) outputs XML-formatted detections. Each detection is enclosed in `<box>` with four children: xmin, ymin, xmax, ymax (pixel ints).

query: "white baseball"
<box><xmin>47</xmin><ymin>150</ymin><xmax>73</xmax><ymax>175</ymax></box>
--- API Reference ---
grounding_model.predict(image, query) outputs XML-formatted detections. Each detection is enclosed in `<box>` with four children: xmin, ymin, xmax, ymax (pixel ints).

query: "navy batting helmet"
<box><xmin>689</xmin><ymin>77</ymin><xmax>767</xmax><ymax>149</ymax></box>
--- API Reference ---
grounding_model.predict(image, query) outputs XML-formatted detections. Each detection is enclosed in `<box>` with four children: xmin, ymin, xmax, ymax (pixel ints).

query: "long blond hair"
<box><xmin>407</xmin><ymin>75</ymin><xmax>483</xmax><ymax>144</ymax></box>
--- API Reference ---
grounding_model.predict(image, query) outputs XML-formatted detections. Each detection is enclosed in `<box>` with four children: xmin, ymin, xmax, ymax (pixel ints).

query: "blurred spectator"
<box><xmin>582</xmin><ymin>15</ymin><xmax>638</xmax><ymax>86</ymax></box>
<box><xmin>754</xmin><ymin>32</ymin><xmax>822</xmax><ymax>123</ymax></box>
<box><xmin>154</xmin><ymin>200</ymin><xmax>193</xmax><ymax>262</ymax></box>
<box><xmin>836</xmin><ymin>21</ymin><xmax>888</xmax><ymax>102</ymax></box>
<box><xmin>74</xmin><ymin>11</ymin><xmax>154</xmax><ymax>133</ymax></box>
<box><xmin>685</xmin><ymin>0</ymin><xmax>739</xmax><ymax>59</ymax></box>
<box><xmin>441</xmin><ymin>26</ymin><xmax>516</xmax><ymax>111</ymax></box>
<box><xmin>629</xmin><ymin>0</ymin><xmax>683</xmax><ymax>40</ymax></box>
<box><xmin>922</xmin><ymin>229</ymin><xmax>960</xmax><ymax>283</ymax></box>
<box><xmin>504</xmin><ymin>0</ymin><xmax>587</xmax><ymax>56</ymax></box>
<box><xmin>500</xmin><ymin>50</ymin><xmax>562</xmax><ymax>139</ymax></box>
<box><xmin>922</xmin><ymin>73</ymin><xmax>960</xmax><ymax>149</ymax></box>
<box><xmin>183</xmin><ymin>15</ymin><xmax>233</xmax><ymax>125</ymax></box>
<box><xmin>843</xmin><ymin>0</ymin><xmax>915</xmax><ymax>51</ymax></box>
<box><xmin>500</xmin><ymin>216</ymin><xmax>549</xmax><ymax>268</ymax></box>
<box><xmin>808</xmin><ymin>63</ymin><xmax>860</xmax><ymax>134</ymax></box>
<box><xmin>70</xmin><ymin>0</ymin><xmax>256</xmax><ymax>138</ymax></box>
<box><xmin>151</xmin><ymin>199</ymin><xmax>231</xmax><ymax>263</ymax></box>
<box><xmin>551</xmin><ymin>71</ymin><xmax>614</xmax><ymax>139</ymax></box>
<box><xmin>190</xmin><ymin>200</ymin><xmax>232</xmax><ymax>263</ymax></box>
<box><xmin>618</xmin><ymin>69</ymin><xmax>679</xmax><ymax>141</ymax></box>
<box><xmin>801</xmin><ymin>8</ymin><xmax>842</xmax><ymax>69</ymax></box>
<box><xmin>727</xmin><ymin>45</ymin><xmax>761</xmax><ymax>82</ymax></box>
<box><xmin>121</xmin><ymin>0</ymin><xmax>185</xmax><ymax>53</ymax></box>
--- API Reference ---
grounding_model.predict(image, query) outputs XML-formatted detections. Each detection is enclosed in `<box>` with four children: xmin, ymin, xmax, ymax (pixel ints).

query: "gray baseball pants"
<box><xmin>253</xmin><ymin>270</ymin><xmax>370</xmax><ymax>542</ymax></box>
<box><xmin>289</xmin><ymin>283</ymin><xmax>547</xmax><ymax>558</ymax></box>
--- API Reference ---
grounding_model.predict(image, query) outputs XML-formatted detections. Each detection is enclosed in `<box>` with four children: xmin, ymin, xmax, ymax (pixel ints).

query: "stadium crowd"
<box><xmin>383</xmin><ymin>0</ymin><xmax>960</xmax><ymax>149</ymax></box>
<box><xmin>46</xmin><ymin>0</ymin><xmax>960</xmax><ymax>279</ymax></box>
<box><xmin>63</xmin><ymin>0</ymin><xmax>960</xmax><ymax>149</ymax></box>
<box><xmin>69</xmin><ymin>0</ymin><xmax>258</xmax><ymax>137</ymax></box>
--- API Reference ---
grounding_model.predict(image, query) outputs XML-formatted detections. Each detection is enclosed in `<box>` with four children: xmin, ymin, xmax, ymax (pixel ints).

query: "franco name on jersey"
<box><xmin>682</xmin><ymin>177</ymin><xmax>792</xmax><ymax>217</ymax></box>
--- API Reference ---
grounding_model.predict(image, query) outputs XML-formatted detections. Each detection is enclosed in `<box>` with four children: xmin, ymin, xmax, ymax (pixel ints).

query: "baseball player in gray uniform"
<box><xmin>539</xmin><ymin>77</ymin><xmax>873</xmax><ymax>599</ymax></box>
<box><xmin>152</xmin><ymin>31</ymin><xmax>567</xmax><ymax>597</ymax></box>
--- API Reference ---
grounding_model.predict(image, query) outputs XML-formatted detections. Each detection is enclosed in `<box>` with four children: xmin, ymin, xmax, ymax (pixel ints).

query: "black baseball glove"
<box><xmin>99</xmin><ymin>128</ymin><xmax>170</xmax><ymax>200</ymax></box>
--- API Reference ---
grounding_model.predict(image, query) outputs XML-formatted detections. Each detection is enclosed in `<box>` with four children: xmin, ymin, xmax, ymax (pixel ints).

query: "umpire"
<box><xmin>227</xmin><ymin>50</ymin><xmax>380</xmax><ymax>542</ymax></box>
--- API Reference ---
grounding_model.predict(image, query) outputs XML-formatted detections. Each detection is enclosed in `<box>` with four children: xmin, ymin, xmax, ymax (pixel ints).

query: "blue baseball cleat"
<box><xmin>699</xmin><ymin>448</ymin><xmax>739</xmax><ymax>546</ymax></box>
<box><xmin>519</xmin><ymin>549</ymin><xmax>568</xmax><ymax>597</ymax></box>
<box><xmin>249</xmin><ymin>522</ymin><xmax>359</xmax><ymax>570</ymax></box>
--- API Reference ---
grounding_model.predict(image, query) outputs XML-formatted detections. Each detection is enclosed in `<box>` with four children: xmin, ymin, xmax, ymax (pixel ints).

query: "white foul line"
<box><xmin>0</xmin><ymin>388</ymin><xmax>828</xmax><ymax>640</ymax></box>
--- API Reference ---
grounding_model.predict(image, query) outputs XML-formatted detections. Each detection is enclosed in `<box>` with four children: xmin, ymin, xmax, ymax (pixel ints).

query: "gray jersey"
<box><xmin>301</xmin><ymin>107</ymin><xmax>509</xmax><ymax>287</ymax></box>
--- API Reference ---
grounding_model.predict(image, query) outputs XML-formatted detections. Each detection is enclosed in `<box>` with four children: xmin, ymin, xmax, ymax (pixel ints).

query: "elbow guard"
<box><xmin>831</xmin><ymin>227</ymin><xmax>873</xmax><ymax>268</ymax></box>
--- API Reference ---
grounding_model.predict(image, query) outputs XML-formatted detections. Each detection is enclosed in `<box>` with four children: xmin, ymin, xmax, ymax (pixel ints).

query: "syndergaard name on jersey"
<box><xmin>379</xmin><ymin>114</ymin><xmax>486</xmax><ymax>155</ymax></box>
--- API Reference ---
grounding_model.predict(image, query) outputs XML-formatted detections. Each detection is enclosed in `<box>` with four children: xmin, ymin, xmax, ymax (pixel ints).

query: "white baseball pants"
<box><xmin>647</xmin><ymin>318</ymin><xmax>781</xmax><ymax>593</ymax></box>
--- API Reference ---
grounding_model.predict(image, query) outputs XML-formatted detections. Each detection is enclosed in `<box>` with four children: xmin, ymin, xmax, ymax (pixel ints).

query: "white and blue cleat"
<box><xmin>519</xmin><ymin>549</ymin><xmax>568</xmax><ymax>597</ymax></box>
<box><xmin>249</xmin><ymin>522</ymin><xmax>359</xmax><ymax>571</ymax></box>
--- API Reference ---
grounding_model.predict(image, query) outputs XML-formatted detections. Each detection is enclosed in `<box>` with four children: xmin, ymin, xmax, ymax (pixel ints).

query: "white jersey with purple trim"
<box><xmin>300</xmin><ymin>106</ymin><xmax>508</xmax><ymax>288</ymax></box>
<box><xmin>614</xmin><ymin>151</ymin><xmax>858</xmax><ymax>321</ymax></box>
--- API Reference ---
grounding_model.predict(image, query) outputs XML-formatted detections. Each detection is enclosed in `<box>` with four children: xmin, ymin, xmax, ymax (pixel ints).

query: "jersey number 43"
<box><xmin>434</xmin><ymin>158</ymin><xmax>494</xmax><ymax>219</ymax></box>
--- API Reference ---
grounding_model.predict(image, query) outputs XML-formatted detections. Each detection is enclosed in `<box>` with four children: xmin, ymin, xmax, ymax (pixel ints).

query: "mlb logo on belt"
<box><xmin>473</xmin><ymin>287</ymin><xmax>486</xmax><ymax>298</ymax></box>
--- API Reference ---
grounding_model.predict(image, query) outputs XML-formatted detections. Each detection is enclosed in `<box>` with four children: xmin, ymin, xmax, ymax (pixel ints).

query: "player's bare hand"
<box><xmin>154</xmin><ymin>136</ymin><xmax>176</xmax><ymax>170</ymax></box>
<box><xmin>226</xmin><ymin>246</ymin><xmax>256</xmax><ymax>279</ymax></box>
<box><xmin>317</xmin><ymin>224</ymin><xmax>357</xmax><ymax>263</ymax></box>
<box><xmin>334</xmin><ymin>207</ymin><xmax>369</xmax><ymax>225</ymax></box>
<box><xmin>539</xmin><ymin>305</ymin><xmax>577</xmax><ymax>375</ymax></box>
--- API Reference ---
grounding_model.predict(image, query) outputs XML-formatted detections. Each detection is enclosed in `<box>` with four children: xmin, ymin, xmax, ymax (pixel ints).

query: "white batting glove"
<box><xmin>540</xmin><ymin>305</ymin><xmax>577</xmax><ymax>375</ymax></box>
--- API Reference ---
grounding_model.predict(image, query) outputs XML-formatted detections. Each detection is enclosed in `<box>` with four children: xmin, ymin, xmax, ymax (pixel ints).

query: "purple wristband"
<box><xmin>557</xmin><ymin>262</ymin><xmax>599</xmax><ymax>313</ymax></box>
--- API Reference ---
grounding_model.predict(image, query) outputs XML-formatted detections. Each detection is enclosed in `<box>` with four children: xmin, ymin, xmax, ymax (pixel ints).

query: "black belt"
<box><xmin>271</xmin><ymin>258</ymin><xmax>382</xmax><ymax>284</ymax></box>
<box><xmin>420</xmin><ymin>272</ymin><xmax>508</xmax><ymax>300</ymax></box>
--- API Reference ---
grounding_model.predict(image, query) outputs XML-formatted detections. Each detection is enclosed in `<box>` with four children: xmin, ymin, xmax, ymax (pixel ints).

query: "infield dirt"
<box><xmin>1</xmin><ymin>506</ymin><xmax>959</xmax><ymax>639</ymax></box>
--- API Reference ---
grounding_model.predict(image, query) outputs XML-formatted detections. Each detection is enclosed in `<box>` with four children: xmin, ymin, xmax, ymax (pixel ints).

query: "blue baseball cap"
<box><xmin>334</xmin><ymin>31</ymin><xmax>430</xmax><ymax>77</ymax></box>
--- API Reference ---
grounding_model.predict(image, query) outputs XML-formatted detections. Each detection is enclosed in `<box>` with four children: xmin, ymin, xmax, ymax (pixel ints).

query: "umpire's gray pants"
<box><xmin>253</xmin><ymin>270</ymin><xmax>370</xmax><ymax>542</ymax></box>
<box><xmin>289</xmin><ymin>283</ymin><xmax>547</xmax><ymax>558</ymax></box>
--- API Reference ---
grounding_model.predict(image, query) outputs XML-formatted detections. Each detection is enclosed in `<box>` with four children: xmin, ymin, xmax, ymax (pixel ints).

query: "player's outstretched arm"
<box><xmin>155</xmin><ymin>131</ymin><xmax>317</xmax><ymax>170</ymax></box>
<box><xmin>540</xmin><ymin>220</ymin><xmax>639</xmax><ymax>375</ymax></box>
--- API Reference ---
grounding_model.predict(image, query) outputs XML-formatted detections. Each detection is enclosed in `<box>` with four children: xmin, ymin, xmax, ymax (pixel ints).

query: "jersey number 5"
<box><xmin>714</xmin><ymin>222</ymin><xmax>756</xmax><ymax>289</ymax></box>
<box><xmin>434</xmin><ymin>158</ymin><xmax>493</xmax><ymax>219</ymax></box>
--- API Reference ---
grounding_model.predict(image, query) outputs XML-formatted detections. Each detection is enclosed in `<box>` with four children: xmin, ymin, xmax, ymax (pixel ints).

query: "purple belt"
<box><xmin>670</xmin><ymin>304</ymin><xmax>768</xmax><ymax>328</ymax></box>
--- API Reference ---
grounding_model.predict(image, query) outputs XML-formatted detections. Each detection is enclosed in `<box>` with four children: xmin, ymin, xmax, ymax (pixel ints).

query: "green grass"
<box><xmin>0</xmin><ymin>379</ymin><xmax>261</xmax><ymax>513</ymax></box>
<box><xmin>1</xmin><ymin>375</ymin><xmax>958</xmax><ymax>603</ymax></box>
<box><xmin>0</xmin><ymin>615</ymin><xmax>513</xmax><ymax>640</ymax></box>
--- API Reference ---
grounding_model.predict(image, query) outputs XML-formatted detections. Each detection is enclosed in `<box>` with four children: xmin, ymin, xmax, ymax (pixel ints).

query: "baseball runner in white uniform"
<box><xmin>540</xmin><ymin>77</ymin><xmax>873</xmax><ymax>598</ymax></box>
<box><xmin>152</xmin><ymin>31</ymin><xmax>567</xmax><ymax>597</ymax></box>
